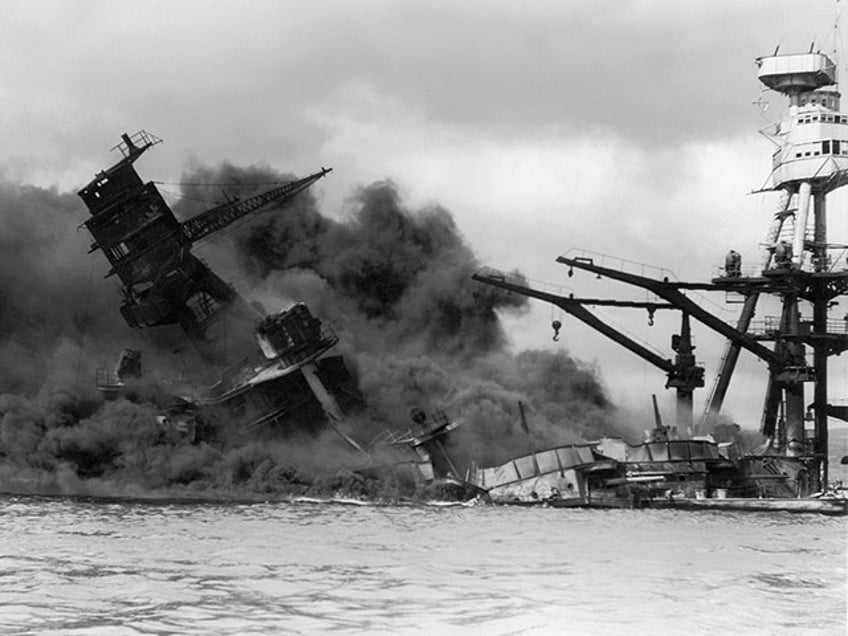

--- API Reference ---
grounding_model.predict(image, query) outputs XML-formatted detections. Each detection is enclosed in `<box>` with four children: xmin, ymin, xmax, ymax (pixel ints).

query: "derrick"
<box><xmin>472</xmin><ymin>268</ymin><xmax>704</xmax><ymax>430</ymax></box>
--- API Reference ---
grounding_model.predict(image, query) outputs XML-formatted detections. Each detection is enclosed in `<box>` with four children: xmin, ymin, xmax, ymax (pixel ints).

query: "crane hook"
<box><xmin>567</xmin><ymin>267</ymin><xmax>574</xmax><ymax>278</ymax></box>
<box><xmin>647</xmin><ymin>308</ymin><xmax>655</xmax><ymax>327</ymax></box>
<box><xmin>552</xmin><ymin>320</ymin><xmax>562</xmax><ymax>341</ymax></box>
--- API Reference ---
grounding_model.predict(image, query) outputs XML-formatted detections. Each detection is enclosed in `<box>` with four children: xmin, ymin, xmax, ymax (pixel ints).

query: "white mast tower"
<box><xmin>750</xmin><ymin>49</ymin><xmax>848</xmax><ymax>484</ymax></box>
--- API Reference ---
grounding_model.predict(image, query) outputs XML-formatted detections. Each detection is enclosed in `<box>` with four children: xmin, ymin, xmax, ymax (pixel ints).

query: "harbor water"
<box><xmin>1</xmin><ymin>495</ymin><xmax>845</xmax><ymax>635</ymax></box>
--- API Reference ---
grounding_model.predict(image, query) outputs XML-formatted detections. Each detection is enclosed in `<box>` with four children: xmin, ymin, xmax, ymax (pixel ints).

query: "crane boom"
<box><xmin>471</xmin><ymin>268</ymin><xmax>674</xmax><ymax>371</ymax></box>
<box><xmin>182</xmin><ymin>167</ymin><xmax>332</xmax><ymax>244</ymax></box>
<box><xmin>472</xmin><ymin>267</ymin><xmax>704</xmax><ymax>428</ymax></box>
<box><xmin>556</xmin><ymin>255</ymin><xmax>783</xmax><ymax>368</ymax></box>
<box><xmin>78</xmin><ymin>131</ymin><xmax>336</xmax><ymax>362</ymax></box>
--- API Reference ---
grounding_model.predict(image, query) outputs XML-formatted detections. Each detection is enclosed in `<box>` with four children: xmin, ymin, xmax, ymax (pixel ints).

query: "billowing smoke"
<box><xmin>0</xmin><ymin>162</ymin><xmax>630</xmax><ymax>500</ymax></box>
<box><xmin>187</xmin><ymin>164</ymin><xmax>629</xmax><ymax>465</ymax></box>
<box><xmin>0</xmin><ymin>180</ymin><xmax>211</xmax><ymax>392</ymax></box>
<box><xmin>0</xmin><ymin>181</ymin><xmax>107</xmax><ymax>394</ymax></box>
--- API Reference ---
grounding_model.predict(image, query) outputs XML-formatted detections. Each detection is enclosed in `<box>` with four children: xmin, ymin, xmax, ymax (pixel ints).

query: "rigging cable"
<box><xmin>152</xmin><ymin>180</ymin><xmax>291</xmax><ymax>187</ymax></box>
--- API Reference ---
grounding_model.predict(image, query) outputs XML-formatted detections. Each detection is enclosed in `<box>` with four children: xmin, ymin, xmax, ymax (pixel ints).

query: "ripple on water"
<box><xmin>0</xmin><ymin>495</ymin><xmax>845</xmax><ymax>634</ymax></box>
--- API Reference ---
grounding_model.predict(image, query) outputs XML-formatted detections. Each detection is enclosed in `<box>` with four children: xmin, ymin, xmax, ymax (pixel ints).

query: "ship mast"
<box><xmin>744</xmin><ymin>50</ymin><xmax>848</xmax><ymax>486</ymax></box>
<box><xmin>78</xmin><ymin>131</ymin><xmax>332</xmax><ymax>366</ymax></box>
<box><xmin>473</xmin><ymin>47</ymin><xmax>848</xmax><ymax>492</ymax></box>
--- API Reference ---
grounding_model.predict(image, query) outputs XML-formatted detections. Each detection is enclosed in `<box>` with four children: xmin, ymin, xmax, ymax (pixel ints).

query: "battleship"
<box><xmin>78</xmin><ymin>131</ymin><xmax>363</xmax><ymax>448</ymax></box>
<box><xmin>464</xmin><ymin>46</ymin><xmax>848</xmax><ymax>514</ymax></box>
<box><xmin>70</xmin><ymin>47</ymin><xmax>848</xmax><ymax>513</ymax></box>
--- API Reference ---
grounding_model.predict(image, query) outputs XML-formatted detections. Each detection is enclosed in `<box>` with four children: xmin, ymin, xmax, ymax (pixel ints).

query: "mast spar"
<box><xmin>474</xmin><ymin>47</ymin><xmax>848</xmax><ymax>493</ymax></box>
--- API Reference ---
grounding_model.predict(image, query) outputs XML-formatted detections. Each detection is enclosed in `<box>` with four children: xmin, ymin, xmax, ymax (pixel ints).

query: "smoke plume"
<box><xmin>0</xmin><ymin>162</ymin><xmax>630</xmax><ymax>500</ymax></box>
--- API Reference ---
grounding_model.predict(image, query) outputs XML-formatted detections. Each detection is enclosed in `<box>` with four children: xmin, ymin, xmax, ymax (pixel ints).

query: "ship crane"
<box><xmin>78</xmin><ymin>131</ymin><xmax>332</xmax><ymax>364</ymax></box>
<box><xmin>471</xmin><ymin>268</ymin><xmax>705</xmax><ymax>431</ymax></box>
<box><xmin>554</xmin><ymin>255</ymin><xmax>807</xmax><ymax>429</ymax></box>
<box><xmin>470</xmin><ymin>46</ymin><xmax>848</xmax><ymax>500</ymax></box>
<box><xmin>180</xmin><ymin>167</ymin><xmax>331</xmax><ymax>245</ymax></box>
<box><xmin>555</xmin><ymin>237</ymin><xmax>847</xmax><ymax>487</ymax></box>
<box><xmin>554</xmin><ymin>255</ymin><xmax>794</xmax><ymax>359</ymax></box>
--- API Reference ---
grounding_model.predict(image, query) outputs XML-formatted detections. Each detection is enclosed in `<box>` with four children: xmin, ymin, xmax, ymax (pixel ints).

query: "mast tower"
<box><xmin>473</xmin><ymin>48</ymin><xmax>848</xmax><ymax>493</ymax></box>
<box><xmin>748</xmin><ymin>51</ymin><xmax>848</xmax><ymax>484</ymax></box>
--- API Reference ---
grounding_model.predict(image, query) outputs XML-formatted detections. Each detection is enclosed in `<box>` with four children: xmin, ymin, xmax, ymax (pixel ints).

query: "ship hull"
<box><xmin>473</xmin><ymin>440</ymin><xmax>846</xmax><ymax>514</ymax></box>
<box><xmin>652</xmin><ymin>496</ymin><xmax>848</xmax><ymax>515</ymax></box>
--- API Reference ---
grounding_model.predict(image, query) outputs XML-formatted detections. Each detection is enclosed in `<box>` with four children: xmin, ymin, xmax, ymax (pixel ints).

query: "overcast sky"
<box><xmin>2</xmin><ymin>0</ymin><xmax>846</xmax><ymax>427</ymax></box>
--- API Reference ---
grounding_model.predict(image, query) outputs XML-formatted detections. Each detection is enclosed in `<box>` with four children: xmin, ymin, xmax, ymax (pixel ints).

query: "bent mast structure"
<box><xmin>78</xmin><ymin>131</ymin><xmax>331</xmax><ymax>365</ymax></box>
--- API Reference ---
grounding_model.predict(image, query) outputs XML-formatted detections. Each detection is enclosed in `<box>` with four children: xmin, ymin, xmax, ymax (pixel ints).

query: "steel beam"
<box><xmin>556</xmin><ymin>256</ymin><xmax>783</xmax><ymax>369</ymax></box>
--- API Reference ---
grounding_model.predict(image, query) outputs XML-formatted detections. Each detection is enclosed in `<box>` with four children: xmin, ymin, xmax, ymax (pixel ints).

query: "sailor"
<box><xmin>774</xmin><ymin>241</ymin><xmax>792</xmax><ymax>267</ymax></box>
<box><xmin>725</xmin><ymin>250</ymin><xmax>741</xmax><ymax>277</ymax></box>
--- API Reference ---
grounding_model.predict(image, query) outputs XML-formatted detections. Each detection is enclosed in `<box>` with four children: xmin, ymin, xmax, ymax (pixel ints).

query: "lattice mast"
<box><xmin>721</xmin><ymin>50</ymin><xmax>848</xmax><ymax>485</ymax></box>
<box><xmin>78</xmin><ymin>131</ymin><xmax>331</xmax><ymax>365</ymax></box>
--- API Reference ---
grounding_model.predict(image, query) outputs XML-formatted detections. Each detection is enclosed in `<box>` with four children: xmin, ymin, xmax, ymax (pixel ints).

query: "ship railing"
<box><xmin>747</xmin><ymin>316</ymin><xmax>848</xmax><ymax>337</ymax></box>
<box><xmin>713</xmin><ymin>259</ymin><xmax>848</xmax><ymax>278</ymax></box>
<box><xmin>561</xmin><ymin>248</ymin><xmax>678</xmax><ymax>282</ymax></box>
<box><xmin>711</xmin><ymin>264</ymin><xmax>763</xmax><ymax>279</ymax></box>
<box><xmin>373</xmin><ymin>429</ymin><xmax>414</xmax><ymax>446</ymax></box>
<box><xmin>816</xmin><ymin>318</ymin><xmax>847</xmax><ymax>334</ymax></box>
<box><xmin>763</xmin><ymin>253</ymin><xmax>848</xmax><ymax>275</ymax></box>
<box><xmin>745</xmin><ymin>318</ymin><xmax>779</xmax><ymax>337</ymax></box>
<box><xmin>474</xmin><ymin>266</ymin><xmax>575</xmax><ymax>298</ymax></box>
<box><xmin>110</xmin><ymin>130</ymin><xmax>162</xmax><ymax>158</ymax></box>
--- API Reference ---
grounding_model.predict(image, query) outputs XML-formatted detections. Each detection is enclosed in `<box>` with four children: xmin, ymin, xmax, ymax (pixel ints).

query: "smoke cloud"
<box><xmin>0</xmin><ymin>180</ymin><xmax>133</xmax><ymax>395</ymax></box>
<box><xmin>193</xmin><ymin>164</ymin><xmax>631</xmax><ymax>466</ymax></box>
<box><xmin>0</xmin><ymin>162</ymin><xmax>631</xmax><ymax>500</ymax></box>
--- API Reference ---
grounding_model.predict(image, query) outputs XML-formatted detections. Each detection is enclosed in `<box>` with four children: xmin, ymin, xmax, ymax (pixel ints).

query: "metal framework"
<box><xmin>473</xmin><ymin>50</ymin><xmax>848</xmax><ymax>489</ymax></box>
<box><xmin>471</xmin><ymin>268</ymin><xmax>704</xmax><ymax>430</ymax></box>
<box><xmin>78</xmin><ymin>131</ymin><xmax>331</xmax><ymax>364</ymax></box>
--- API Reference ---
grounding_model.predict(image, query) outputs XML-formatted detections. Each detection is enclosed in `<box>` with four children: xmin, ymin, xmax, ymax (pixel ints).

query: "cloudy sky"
<box><xmin>2</xmin><ymin>0</ymin><xmax>846</xmax><ymax>427</ymax></box>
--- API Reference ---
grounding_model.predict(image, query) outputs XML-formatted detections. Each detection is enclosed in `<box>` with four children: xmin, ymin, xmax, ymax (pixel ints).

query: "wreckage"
<box><xmin>464</xmin><ymin>47</ymin><xmax>848</xmax><ymax>514</ymax></box>
<box><xmin>78</xmin><ymin>132</ymin><xmax>362</xmax><ymax>443</ymax></box>
<box><xmin>74</xmin><ymin>44</ymin><xmax>848</xmax><ymax>513</ymax></box>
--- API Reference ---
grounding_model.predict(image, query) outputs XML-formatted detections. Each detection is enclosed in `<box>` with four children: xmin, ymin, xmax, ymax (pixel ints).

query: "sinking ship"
<box><xmin>78</xmin><ymin>132</ymin><xmax>362</xmax><ymax>445</ymax></box>
<box><xmin>466</xmin><ymin>47</ymin><xmax>848</xmax><ymax>514</ymax></box>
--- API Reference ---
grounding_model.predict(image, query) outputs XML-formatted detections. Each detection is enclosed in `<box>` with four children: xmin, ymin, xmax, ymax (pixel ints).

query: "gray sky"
<box><xmin>2</xmin><ymin>0</ymin><xmax>846</xmax><ymax>426</ymax></box>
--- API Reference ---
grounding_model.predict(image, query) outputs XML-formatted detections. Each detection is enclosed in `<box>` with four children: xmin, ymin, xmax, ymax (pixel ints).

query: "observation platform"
<box><xmin>757</xmin><ymin>53</ymin><xmax>836</xmax><ymax>93</ymax></box>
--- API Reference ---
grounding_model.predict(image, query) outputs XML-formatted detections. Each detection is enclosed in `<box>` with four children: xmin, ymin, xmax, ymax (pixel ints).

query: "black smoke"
<box><xmin>0</xmin><ymin>163</ymin><xmax>630</xmax><ymax>500</ymax></box>
<box><xmin>187</xmin><ymin>164</ymin><xmax>629</xmax><ymax>466</ymax></box>
<box><xmin>0</xmin><ymin>181</ymin><xmax>163</xmax><ymax>398</ymax></box>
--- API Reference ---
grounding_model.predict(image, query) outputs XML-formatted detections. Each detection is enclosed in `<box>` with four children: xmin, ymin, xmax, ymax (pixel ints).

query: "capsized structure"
<box><xmin>471</xmin><ymin>47</ymin><xmax>848</xmax><ymax>514</ymax></box>
<box><xmin>78</xmin><ymin>132</ymin><xmax>363</xmax><ymax>444</ymax></box>
<box><xmin>367</xmin><ymin>408</ymin><xmax>486</xmax><ymax>500</ymax></box>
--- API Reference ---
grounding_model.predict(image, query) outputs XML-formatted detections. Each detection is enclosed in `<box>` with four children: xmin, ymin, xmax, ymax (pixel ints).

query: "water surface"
<box><xmin>1</xmin><ymin>496</ymin><xmax>845</xmax><ymax>635</ymax></box>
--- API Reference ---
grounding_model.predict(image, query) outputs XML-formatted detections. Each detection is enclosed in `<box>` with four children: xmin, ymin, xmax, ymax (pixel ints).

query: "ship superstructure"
<box><xmin>703</xmin><ymin>50</ymin><xmax>848</xmax><ymax>485</ymax></box>
<box><xmin>78</xmin><ymin>131</ymin><xmax>332</xmax><ymax>365</ymax></box>
<box><xmin>472</xmin><ymin>46</ymin><xmax>848</xmax><ymax>502</ymax></box>
<box><xmin>721</xmin><ymin>52</ymin><xmax>848</xmax><ymax>474</ymax></box>
<box><xmin>79</xmin><ymin>132</ymin><xmax>362</xmax><ymax>441</ymax></box>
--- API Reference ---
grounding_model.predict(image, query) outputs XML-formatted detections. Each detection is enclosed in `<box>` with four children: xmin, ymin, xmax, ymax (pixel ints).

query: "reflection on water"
<box><xmin>0</xmin><ymin>496</ymin><xmax>845</xmax><ymax>635</ymax></box>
